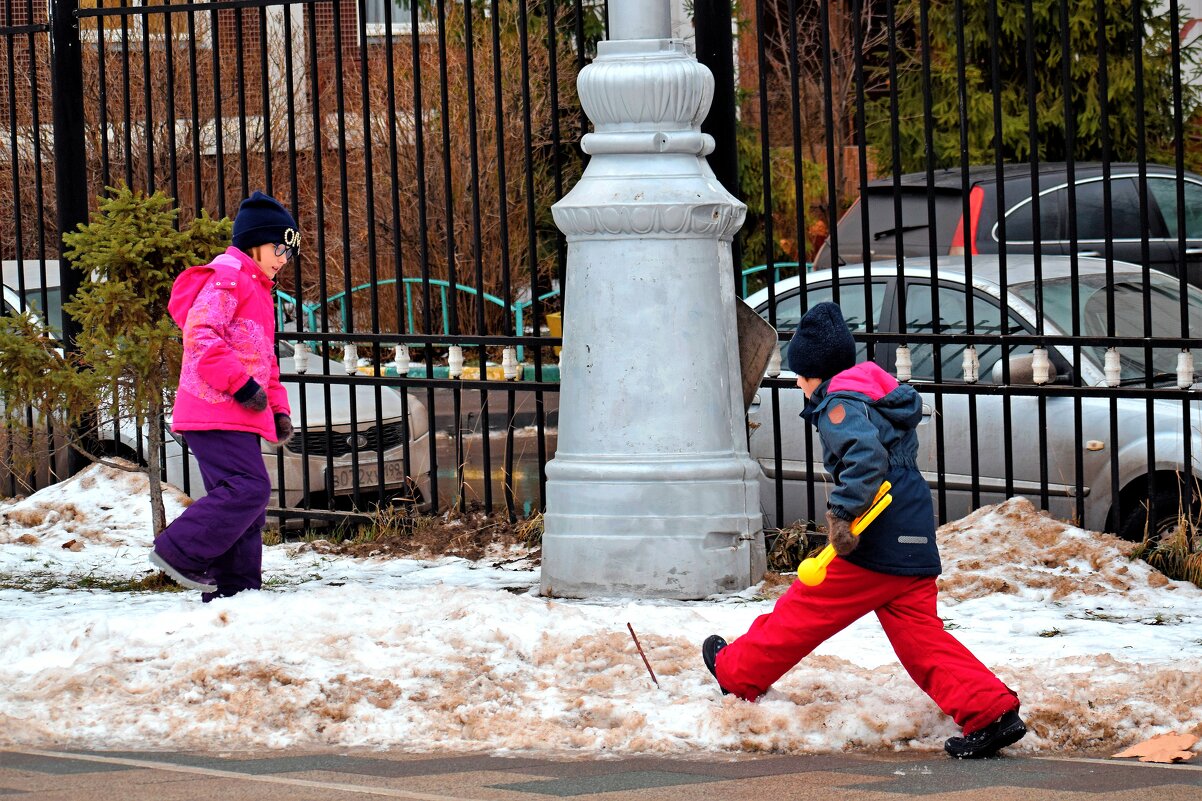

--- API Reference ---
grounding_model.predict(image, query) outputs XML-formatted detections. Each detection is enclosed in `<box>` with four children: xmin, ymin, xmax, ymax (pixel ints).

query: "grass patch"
<box><xmin>1132</xmin><ymin>512</ymin><xmax>1202</xmax><ymax>587</ymax></box>
<box><xmin>0</xmin><ymin>570</ymin><xmax>185</xmax><ymax>593</ymax></box>
<box><xmin>517</xmin><ymin>512</ymin><xmax>543</xmax><ymax>547</ymax></box>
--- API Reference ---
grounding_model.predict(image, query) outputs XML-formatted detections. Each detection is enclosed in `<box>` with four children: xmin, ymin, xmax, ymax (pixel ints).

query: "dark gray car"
<box><xmin>814</xmin><ymin>164</ymin><xmax>1202</xmax><ymax>288</ymax></box>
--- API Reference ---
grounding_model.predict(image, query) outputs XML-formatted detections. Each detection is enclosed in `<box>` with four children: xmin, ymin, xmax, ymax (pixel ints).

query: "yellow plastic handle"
<box><xmin>851</xmin><ymin>485</ymin><xmax>893</xmax><ymax>535</ymax></box>
<box><xmin>796</xmin><ymin>481</ymin><xmax>893</xmax><ymax>587</ymax></box>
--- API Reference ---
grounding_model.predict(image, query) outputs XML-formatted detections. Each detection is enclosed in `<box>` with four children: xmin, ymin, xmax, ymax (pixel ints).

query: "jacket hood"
<box><xmin>167</xmin><ymin>249</ymin><xmax>256</xmax><ymax>328</ymax></box>
<box><xmin>827</xmin><ymin>361</ymin><xmax>924</xmax><ymax>428</ymax></box>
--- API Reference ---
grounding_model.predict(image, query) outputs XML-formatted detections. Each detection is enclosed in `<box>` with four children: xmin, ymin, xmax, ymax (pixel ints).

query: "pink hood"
<box><xmin>169</xmin><ymin>248</ymin><xmax>289</xmax><ymax>440</ymax></box>
<box><xmin>827</xmin><ymin>361</ymin><xmax>900</xmax><ymax>401</ymax></box>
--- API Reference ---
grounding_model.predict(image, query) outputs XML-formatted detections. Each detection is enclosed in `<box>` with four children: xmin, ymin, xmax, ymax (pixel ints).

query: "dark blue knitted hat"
<box><xmin>785</xmin><ymin>301</ymin><xmax>857</xmax><ymax>380</ymax></box>
<box><xmin>232</xmin><ymin>191</ymin><xmax>300</xmax><ymax>253</ymax></box>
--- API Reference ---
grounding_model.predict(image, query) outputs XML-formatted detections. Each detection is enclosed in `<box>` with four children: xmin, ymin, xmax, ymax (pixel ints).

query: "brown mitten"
<box><xmin>274</xmin><ymin>413</ymin><xmax>294</xmax><ymax>446</ymax></box>
<box><xmin>233</xmin><ymin>378</ymin><xmax>268</xmax><ymax>412</ymax></box>
<box><xmin>825</xmin><ymin>510</ymin><xmax>858</xmax><ymax>556</ymax></box>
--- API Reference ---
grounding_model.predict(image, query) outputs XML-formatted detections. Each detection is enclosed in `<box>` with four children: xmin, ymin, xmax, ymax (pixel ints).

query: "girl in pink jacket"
<box><xmin>150</xmin><ymin>191</ymin><xmax>299</xmax><ymax>601</ymax></box>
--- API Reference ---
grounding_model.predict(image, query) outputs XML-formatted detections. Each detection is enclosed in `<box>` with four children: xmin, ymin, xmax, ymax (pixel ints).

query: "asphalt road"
<box><xmin>3</xmin><ymin>747</ymin><xmax>1201</xmax><ymax>800</ymax></box>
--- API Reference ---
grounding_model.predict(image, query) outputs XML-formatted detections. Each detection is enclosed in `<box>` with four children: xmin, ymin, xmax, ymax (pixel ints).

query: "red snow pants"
<box><xmin>714</xmin><ymin>558</ymin><xmax>1019</xmax><ymax>734</ymax></box>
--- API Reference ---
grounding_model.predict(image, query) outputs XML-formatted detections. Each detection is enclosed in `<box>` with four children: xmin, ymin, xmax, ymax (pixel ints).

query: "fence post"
<box><xmin>48</xmin><ymin>0</ymin><xmax>90</xmax><ymax>476</ymax></box>
<box><xmin>693</xmin><ymin>0</ymin><xmax>741</xmax><ymax>279</ymax></box>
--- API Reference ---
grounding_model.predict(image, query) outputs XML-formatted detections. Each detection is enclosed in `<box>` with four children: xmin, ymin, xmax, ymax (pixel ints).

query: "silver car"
<box><xmin>746</xmin><ymin>255</ymin><xmax>1202</xmax><ymax>539</ymax></box>
<box><xmin>105</xmin><ymin>342</ymin><xmax>434</xmax><ymax>518</ymax></box>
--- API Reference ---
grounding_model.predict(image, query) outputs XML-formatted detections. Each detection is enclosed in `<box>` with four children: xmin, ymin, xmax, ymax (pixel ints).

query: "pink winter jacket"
<box><xmin>168</xmin><ymin>247</ymin><xmax>290</xmax><ymax>440</ymax></box>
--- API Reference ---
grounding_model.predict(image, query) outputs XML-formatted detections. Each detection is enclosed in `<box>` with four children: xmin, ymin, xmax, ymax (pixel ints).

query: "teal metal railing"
<box><xmin>739</xmin><ymin>262</ymin><xmax>810</xmax><ymax>298</ymax></box>
<box><xmin>276</xmin><ymin>278</ymin><xmax>561</xmax><ymax>362</ymax></box>
<box><xmin>273</xmin><ymin>265</ymin><xmax>805</xmax><ymax>367</ymax></box>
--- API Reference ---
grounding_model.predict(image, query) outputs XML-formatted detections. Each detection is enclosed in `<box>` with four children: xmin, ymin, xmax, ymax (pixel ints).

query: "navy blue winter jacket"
<box><xmin>801</xmin><ymin>362</ymin><xmax>941</xmax><ymax>576</ymax></box>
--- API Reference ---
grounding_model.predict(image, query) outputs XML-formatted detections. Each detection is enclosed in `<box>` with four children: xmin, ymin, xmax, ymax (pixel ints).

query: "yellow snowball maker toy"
<box><xmin>796</xmin><ymin>481</ymin><xmax>893</xmax><ymax>587</ymax></box>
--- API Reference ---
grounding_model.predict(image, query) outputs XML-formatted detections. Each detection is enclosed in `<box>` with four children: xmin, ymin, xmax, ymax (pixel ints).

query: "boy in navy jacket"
<box><xmin>703</xmin><ymin>302</ymin><xmax>1026</xmax><ymax>759</ymax></box>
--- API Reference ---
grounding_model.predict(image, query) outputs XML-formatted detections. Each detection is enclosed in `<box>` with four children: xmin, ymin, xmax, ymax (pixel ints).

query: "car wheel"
<box><xmin>1115</xmin><ymin>479</ymin><xmax>1200</xmax><ymax>544</ymax></box>
<box><xmin>95</xmin><ymin>441</ymin><xmax>148</xmax><ymax>469</ymax></box>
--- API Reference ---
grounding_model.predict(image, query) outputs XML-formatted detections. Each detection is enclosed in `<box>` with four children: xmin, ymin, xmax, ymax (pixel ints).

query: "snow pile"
<box><xmin>938</xmin><ymin>498</ymin><xmax>1169</xmax><ymax>603</ymax></box>
<box><xmin>934</xmin><ymin>499</ymin><xmax>1202</xmax><ymax>753</ymax></box>
<box><xmin>0</xmin><ymin>461</ymin><xmax>191</xmax><ymax>548</ymax></box>
<box><xmin>0</xmin><ymin>463</ymin><xmax>193</xmax><ymax>590</ymax></box>
<box><xmin>1</xmin><ymin>470</ymin><xmax>1200</xmax><ymax>756</ymax></box>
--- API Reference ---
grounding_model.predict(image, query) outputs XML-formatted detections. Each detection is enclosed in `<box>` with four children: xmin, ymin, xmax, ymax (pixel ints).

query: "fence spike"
<box><xmin>502</xmin><ymin>346</ymin><xmax>519</xmax><ymax>381</ymax></box>
<box><xmin>1177</xmin><ymin>349</ymin><xmax>1195</xmax><ymax>390</ymax></box>
<box><xmin>392</xmin><ymin>344</ymin><xmax>410</xmax><ymax>378</ymax></box>
<box><xmin>1105</xmin><ymin>347</ymin><xmax>1122</xmax><ymax>387</ymax></box>
<box><xmin>293</xmin><ymin>342</ymin><xmax>309</xmax><ymax>374</ymax></box>
<box><xmin>895</xmin><ymin>344</ymin><xmax>912</xmax><ymax>383</ymax></box>
<box><xmin>766</xmin><ymin>346</ymin><xmax>781</xmax><ymax>378</ymax></box>
<box><xmin>1032</xmin><ymin>347</ymin><xmax>1051</xmax><ymax>385</ymax></box>
<box><xmin>961</xmin><ymin>344</ymin><xmax>979</xmax><ymax>384</ymax></box>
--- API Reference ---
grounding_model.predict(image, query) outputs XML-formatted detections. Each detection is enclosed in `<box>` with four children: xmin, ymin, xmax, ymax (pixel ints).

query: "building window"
<box><xmin>78</xmin><ymin>0</ymin><xmax>208</xmax><ymax>44</ymax></box>
<box><xmin>361</xmin><ymin>0</ymin><xmax>432</xmax><ymax>38</ymax></box>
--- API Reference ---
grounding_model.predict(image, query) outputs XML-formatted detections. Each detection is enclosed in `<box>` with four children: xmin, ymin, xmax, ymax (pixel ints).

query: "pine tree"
<box><xmin>62</xmin><ymin>185</ymin><xmax>230</xmax><ymax>535</ymax></box>
<box><xmin>867</xmin><ymin>0</ymin><xmax>1202</xmax><ymax>174</ymax></box>
<box><xmin>0</xmin><ymin>307</ymin><xmax>94</xmax><ymax>490</ymax></box>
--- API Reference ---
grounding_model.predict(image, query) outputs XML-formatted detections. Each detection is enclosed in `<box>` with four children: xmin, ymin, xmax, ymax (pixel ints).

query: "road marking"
<box><xmin>6</xmin><ymin>749</ymin><xmax>480</xmax><ymax>800</ymax></box>
<box><xmin>1034</xmin><ymin>755</ymin><xmax>1202</xmax><ymax>772</ymax></box>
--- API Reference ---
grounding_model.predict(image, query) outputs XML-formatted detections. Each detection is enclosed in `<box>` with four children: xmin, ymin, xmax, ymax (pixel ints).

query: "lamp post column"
<box><xmin>541</xmin><ymin>1</ymin><xmax>765</xmax><ymax>599</ymax></box>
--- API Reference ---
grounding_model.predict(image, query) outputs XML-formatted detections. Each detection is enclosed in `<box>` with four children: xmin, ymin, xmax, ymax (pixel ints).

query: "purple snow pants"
<box><xmin>153</xmin><ymin>430</ymin><xmax>271</xmax><ymax>599</ymax></box>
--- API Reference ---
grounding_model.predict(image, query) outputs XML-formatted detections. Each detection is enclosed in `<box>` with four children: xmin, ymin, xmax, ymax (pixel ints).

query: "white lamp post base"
<box><xmin>542</xmin><ymin>35</ymin><xmax>765</xmax><ymax>599</ymax></box>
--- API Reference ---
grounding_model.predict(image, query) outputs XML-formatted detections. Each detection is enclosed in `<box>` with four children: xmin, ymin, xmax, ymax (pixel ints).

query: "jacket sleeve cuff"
<box><xmin>233</xmin><ymin>377</ymin><xmax>261</xmax><ymax>403</ymax></box>
<box><xmin>828</xmin><ymin>505</ymin><xmax>855</xmax><ymax>522</ymax></box>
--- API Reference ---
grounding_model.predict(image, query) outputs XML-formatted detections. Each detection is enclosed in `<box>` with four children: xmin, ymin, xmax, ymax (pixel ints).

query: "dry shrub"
<box><xmin>1134</xmin><ymin>512</ymin><xmax>1202</xmax><ymax>587</ymax></box>
<box><xmin>304</xmin><ymin>506</ymin><xmax>536</xmax><ymax>561</ymax></box>
<box><xmin>767</xmin><ymin>522</ymin><xmax>819</xmax><ymax>572</ymax></box>
<box><xmin>517</xmin><ymin>512</ymin><xmax>543</xmax><ymax>547</ymax></box>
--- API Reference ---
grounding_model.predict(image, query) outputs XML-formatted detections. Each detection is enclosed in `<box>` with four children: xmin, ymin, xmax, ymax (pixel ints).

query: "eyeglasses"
<box><xmin>273</xmin><ymin>243</ymin><xmax>299</xmax><ymax>261</ymax></box>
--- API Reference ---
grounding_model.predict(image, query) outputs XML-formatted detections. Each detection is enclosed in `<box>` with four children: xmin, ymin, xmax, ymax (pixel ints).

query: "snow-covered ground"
<box><xmin>1</xmin><ymin>463</ymin><xmax>1199</xmax><ymax>756</ymax></box>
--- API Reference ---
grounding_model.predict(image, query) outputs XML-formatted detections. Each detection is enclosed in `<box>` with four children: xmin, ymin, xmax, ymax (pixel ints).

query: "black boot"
<box><xmin>701</xmin><ymin>635</ymin><xmax>730</xmax><ymax>695</ymax></box>
<box><xmin>944</xmin><ymin>709</ymin><xmax>1027</xmax><ymax>759</ymax></box>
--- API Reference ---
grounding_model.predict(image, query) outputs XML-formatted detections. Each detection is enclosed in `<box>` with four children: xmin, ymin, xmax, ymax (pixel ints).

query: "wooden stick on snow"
<box><xmin>626</xmin><ymin>622</ymin><xmax>660</xmax><ymax>688</ymax></box>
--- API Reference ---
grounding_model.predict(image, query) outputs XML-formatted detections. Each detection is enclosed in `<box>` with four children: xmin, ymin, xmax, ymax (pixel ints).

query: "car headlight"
<box><xmin>406</xmin><ymin>394</ymin><xmax>429</xmax><ymax>441</ymax></box>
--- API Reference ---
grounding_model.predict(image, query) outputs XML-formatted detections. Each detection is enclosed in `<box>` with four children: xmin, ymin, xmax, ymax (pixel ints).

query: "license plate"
<box><xmin>331</xmin><ymin>460</ymin><xmax>407</xmax><ymax>492</ymax></box>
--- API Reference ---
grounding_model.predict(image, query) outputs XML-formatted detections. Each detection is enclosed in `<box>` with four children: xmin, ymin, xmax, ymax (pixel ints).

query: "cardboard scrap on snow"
<box><xmin>1112</xmin><ymin>733</ymin><xmax>1198</xmax><ymax>763</ymax></box>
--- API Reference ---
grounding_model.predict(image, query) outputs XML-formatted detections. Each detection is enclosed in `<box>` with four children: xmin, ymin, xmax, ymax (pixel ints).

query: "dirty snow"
<box><xmin>0</xmin><ymin>463</ymin><xmax>1200</xmax><ymax>756</ymax></box>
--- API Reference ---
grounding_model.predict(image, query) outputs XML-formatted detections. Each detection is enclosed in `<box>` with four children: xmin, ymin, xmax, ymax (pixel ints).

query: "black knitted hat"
<box><xmin>232</xmin><ymin>191</ymin><xmax>300</xmax><ymax>253</ymax></box>
<box><xmin>785</xmin><ymin>301</ymin><xmax>857</xmax><ymax>380</ymax></box>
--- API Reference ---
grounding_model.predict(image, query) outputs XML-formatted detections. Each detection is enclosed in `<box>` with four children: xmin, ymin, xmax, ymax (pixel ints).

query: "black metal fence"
<box><xmin>1</xmin><ymin>0</ymin><xmax>1199</xmax><ymax>543</ymax></box>
<box><xmin>718</xmin><ymin>0</ymin><xmax>1202</xmax><ymax>542</ymax></box>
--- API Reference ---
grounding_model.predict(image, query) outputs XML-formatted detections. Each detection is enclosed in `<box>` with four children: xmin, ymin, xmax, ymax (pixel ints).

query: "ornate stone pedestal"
<box><xmin>540</xmin><ymin>30</ymin><xmax>765</xmax><ymax>599</ymax></box>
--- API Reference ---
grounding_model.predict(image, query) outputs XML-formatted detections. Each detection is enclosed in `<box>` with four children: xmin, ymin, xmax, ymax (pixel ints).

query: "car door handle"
<box><xmin>1075</xmin><ymin>250</ymin><xmax>1101</xmax><ymax>258</ymax></box>
<box><xmin>1185</xmin><ymin>248</ymin><xmax>1202</xmax><ymax>256</ymax></box>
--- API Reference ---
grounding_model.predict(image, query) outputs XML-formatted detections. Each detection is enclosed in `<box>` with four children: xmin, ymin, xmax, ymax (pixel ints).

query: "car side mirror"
<box><xmin>991</xmin><ymin>353</ymin><xmax>1060</xmax><ymax>385</ymax></box>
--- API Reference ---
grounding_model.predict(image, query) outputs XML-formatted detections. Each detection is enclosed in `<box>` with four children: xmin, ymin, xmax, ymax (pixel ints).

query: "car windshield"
<box><xmin>25</xmin><ymin>287</ymin><xmax>62</xmax><ymax>331</ymax></box>
<box><xmin>1017</xmin><ymin>274</ymin><xmax>1202</xmax><ymax>383</ymax></box>
<box><xmin>5</xmin><ymin>286</ymin><xmax>60</xmax><ymax>335</ymax></box>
